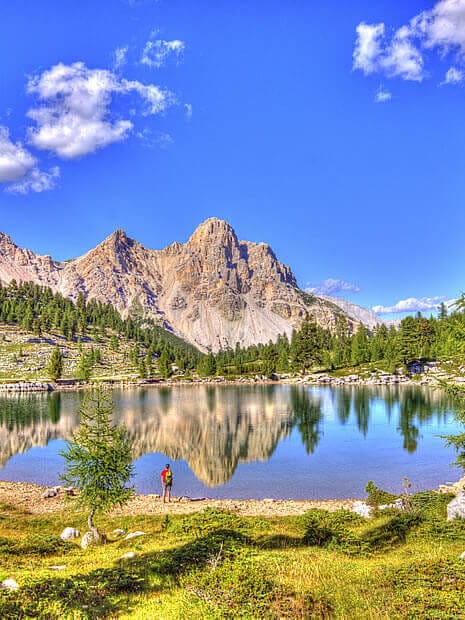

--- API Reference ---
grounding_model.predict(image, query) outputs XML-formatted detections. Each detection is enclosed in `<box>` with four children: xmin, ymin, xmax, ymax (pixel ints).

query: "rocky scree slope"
<box><xmin>0</xmin><ymin>218</ymin><xmax>355</xmax><ymax>351</ymax></box>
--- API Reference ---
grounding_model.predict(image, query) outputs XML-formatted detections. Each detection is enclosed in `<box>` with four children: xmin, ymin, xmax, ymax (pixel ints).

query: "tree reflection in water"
<box><xmin>0</xmin><ymin>384</ymin><xmax>459</xmax><ymax>487</ymax></box>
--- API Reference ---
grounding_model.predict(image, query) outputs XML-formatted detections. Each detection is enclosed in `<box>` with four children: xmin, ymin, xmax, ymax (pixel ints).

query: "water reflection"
<box><xmin>0</xmin><ymin>384</ymin><xmax>458</xmax><ymax>488</ymax></box>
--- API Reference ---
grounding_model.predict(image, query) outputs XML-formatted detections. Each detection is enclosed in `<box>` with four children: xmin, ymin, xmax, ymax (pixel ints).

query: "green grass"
<box><xmin>1</xmin><ymin>492</ymin><xmax>465</xmax><ymax>618</ymax></box>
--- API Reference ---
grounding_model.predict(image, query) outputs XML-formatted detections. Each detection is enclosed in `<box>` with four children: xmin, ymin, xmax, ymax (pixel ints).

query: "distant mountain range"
<box><xmin>0</xmin><ymin>218</ymin><xmax>381</xmax><ymax>351</ymax></box>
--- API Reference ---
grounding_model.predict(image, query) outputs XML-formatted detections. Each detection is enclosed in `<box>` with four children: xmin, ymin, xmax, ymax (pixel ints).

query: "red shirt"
<box><xmin>161</xmin><ymin>468</ymin><xmax>172</xmax><ymax>483</ymax></box>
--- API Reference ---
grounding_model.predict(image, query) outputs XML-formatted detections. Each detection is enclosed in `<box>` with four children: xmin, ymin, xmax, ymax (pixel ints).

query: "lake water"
<box><xmin>0</xmin><ymin>384</ymin><xmax>462</xmax><ymax>499</ymax></box>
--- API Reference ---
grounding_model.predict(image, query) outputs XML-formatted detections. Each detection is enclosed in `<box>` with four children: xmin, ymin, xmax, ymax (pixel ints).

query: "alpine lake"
<box><xmin>0</xmin><ymin>383</ymin><xmax>462</xmax><ymax>500</ymax></box>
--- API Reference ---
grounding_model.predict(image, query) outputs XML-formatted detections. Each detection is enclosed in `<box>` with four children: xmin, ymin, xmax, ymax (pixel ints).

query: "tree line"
<box><xmin>204</xmin><ymin>299</ymin><xmax>464</xmax><ymax>377</ymax></box>
<box><xmin>0</xmin><ymin>279</ymin><xmax>201</xmax><ymax>379</ymax></box>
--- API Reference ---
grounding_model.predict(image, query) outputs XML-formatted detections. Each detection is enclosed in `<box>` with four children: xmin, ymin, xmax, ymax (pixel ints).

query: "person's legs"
<box><xmin>162</xmin><ymin>483</ymin><xmax>167</xmax><ymax>503</ymax></box>
<box><xmin>167</xmin><ymin>484</ymin><xmax>171</xmax><ymax>502</ymax></box>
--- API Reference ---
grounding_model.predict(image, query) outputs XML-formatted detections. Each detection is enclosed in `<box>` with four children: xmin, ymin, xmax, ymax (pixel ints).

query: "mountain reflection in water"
<box><xmin>0</xmin><ymin>384</ymin><xmax>458</xmax><ymax>491</ymax></box>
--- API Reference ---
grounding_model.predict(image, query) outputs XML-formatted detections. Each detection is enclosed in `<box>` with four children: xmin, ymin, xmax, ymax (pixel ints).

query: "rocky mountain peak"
<box><xmin>0</xmin><ymin>221</ymin><xmax>360</xmax><ymax>351</ymax></box>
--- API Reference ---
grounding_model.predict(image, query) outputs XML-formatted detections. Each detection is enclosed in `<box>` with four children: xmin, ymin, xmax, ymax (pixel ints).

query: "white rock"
<box><xmin>120</xmin><ymin>552</ymin><xmax>136</xmax><ymax>560</ymax></box>
<box><xmin>50</xmin><ymin>565</ymin><xmax>66</xmax><ymax>571</ymax></box>
<box><xmin>42</xmin><ymin>488</ymin><xmax>57</xmax><ymax>499</ymax></box>
<box><xmin>352</xmin><ymin>501</ymin><xmax>372</xmax><ymax>518</ymax></box>
<box><xmin>60</xmin><ymin>527</ymin><xmax>80</xmax><ymax>540</ymax></box>
<box><xmin>113</xmin><ymin>529</ymin><xmax>126</xmax><ymax>537</ymax></box>
<box><xmin>460</xmin><ymin>551</ymin><xmax>465</xmax><ymax>560</ymax></box>
<box><xmin>447</xmin><ymin>493</ymin><xmax>465</xmax><ymax>521</ymax></box>
<box><xmin>1</xmin><ymin>579</ymin><xmax>19</xmax><ymax>590</ymax></box>
<box><xmin>125</xmin><ymin>531</ymin><xmax>146</xmax><ymax>540</ymax></box>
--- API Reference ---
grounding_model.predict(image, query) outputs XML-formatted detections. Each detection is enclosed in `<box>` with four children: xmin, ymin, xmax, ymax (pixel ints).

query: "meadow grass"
<box><xmin>1</xmin><ymin>490</ymin><xmax>465</xmax><ymax>618</ymax></box>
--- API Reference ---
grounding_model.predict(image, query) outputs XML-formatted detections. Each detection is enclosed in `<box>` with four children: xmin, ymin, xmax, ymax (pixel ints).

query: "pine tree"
<box><xmin>47</xmin><ymin>346</ymin><xmax>63</xmax><ymax>382</ymax></box>
<box><xmin>60</xmin><ymin>387</ymin><xmax>134</xmax><ymax>543</ymax></box>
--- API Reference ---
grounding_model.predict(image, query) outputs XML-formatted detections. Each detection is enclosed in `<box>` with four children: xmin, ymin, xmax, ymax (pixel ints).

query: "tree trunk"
<box><xmin>87</xmin><ymin>509</ymin><xmax>106</xmax><ymax>544</ymax></box>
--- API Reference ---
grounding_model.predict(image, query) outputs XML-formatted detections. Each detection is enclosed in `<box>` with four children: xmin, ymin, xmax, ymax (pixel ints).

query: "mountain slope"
<box><xmin>0</xmin><ymin>218</ymin><xmax>356</xmax><ymax>351</ymax></box>
<box><xmin>320</xmin><ymin>296</ymin><xmax>381</xmax><ymax>329</ymax></box>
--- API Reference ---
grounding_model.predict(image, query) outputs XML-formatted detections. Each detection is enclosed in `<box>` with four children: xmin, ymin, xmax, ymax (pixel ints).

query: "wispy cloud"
<box><xmin>442</xmin><ymin>66</ymin><xmax>464</xmax><ymax>84</ymax></box>
<box><xmin>353</xmin><ymin>0</ymin><xmax>465</xmax><ymax>85</ymax></box>
<box><xmin>26</xmin><ymin>61</ymin><xmax>176</xmax><ymax>159</ymax></box>
<box><xmin>184</xmin><ymin>103</ymin><xmax>193</xmax><ymax>119</ymax></box>
<box><xmin>305</xmin><ymin>278</ymin><xmax>360</xmax><ymax>297</ymax></box>
<box><xmin>6</xmin><ymin>166</ymin><xmax>60</xmax><ymax>194</ymax></box>
<box><xmin>374</xmin><ymin>87</ymin><xmax>392</xmax><ymax>103</ymax></box>
<box><xmin>141</xmin><ymin>38</ymin><xmax>185</xmax><ymax>68</ymax></box>
<box><xmin>372</xmin><ymin>296</ymin><xmax>456</xmax><ymax>315</ymax></box>
<box><xmin>113</xmin><ymin>46</ymin><xmax>128</xmax><ymax>70</ymax></box>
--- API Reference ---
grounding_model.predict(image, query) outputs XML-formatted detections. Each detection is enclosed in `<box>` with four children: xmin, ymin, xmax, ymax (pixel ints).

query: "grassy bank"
<box><xmin>1</xmin><ymin>488</ymin><xmax>465</xmax><ymax>618</ymax></box>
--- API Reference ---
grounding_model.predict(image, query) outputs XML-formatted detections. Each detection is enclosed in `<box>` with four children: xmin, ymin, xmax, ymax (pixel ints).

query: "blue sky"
<box><xmin>0</xmin><ymin>0</ymin><xmax>464</xmax><ymax>318</ymax></box>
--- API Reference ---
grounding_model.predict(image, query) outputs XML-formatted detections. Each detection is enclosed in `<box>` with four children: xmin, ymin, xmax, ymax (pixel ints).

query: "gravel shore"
<box><xmin>0</xmin><ymin>480</ymin><xmax>356</xmax><ymax>517</ymax></box>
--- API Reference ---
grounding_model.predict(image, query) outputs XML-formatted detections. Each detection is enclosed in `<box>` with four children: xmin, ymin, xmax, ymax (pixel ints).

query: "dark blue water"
<box><xmin>0</xmin><ymin>384</ymin><xmax>461</xmax><ymax>499</ymax></box>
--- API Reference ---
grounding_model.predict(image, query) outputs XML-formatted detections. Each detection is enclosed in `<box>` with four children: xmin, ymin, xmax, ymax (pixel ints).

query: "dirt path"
<box><xmin>0</xmin><ymin>481</ymin><xmax>357</xmax><ymax>517</ymax></box>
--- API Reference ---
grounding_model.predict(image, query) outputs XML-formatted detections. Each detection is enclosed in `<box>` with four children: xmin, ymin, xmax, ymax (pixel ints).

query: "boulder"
<box><xmin>60</xmin><ymin>527</ymin><xmax>80</xmax><ymax>541</ymax></box>
<box><xmin>120</xmin><ymin>552</ymin><xmax>136</xmax><ymax>561</ymax></box>
<box><xmin>125</xmin><ymin>531</ymin><xmax>146</xmax><ymax>541</ymax></box>
<box><xmin>42</xmin><ymin>488</ymin><xmax>57</xmax><ymax>499</ymax></box>
<box><xmin>351</xmin><ymin>501</ymin><xmax>372</xmax><ymax>518</ymax></box>
<box><xmin>447</xmin><ymin>493</ymin><xmax>465</xmax><ymax>521</ymax></box>
<box><xmin>460</xmin><ymin>551</ymin><xmax>465</xmax><ymax>560</ymax></box>
<box><xmin>113</xmin><ymin>529</ymin><xmax>126</xmax><ymax>537</ymax></box>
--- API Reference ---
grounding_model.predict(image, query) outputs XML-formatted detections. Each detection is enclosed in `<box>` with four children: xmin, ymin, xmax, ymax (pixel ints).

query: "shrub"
<box><xmin>365</xmin><ymin>481</ymin><xmax>398</xmax><ymax>508</ymax></box>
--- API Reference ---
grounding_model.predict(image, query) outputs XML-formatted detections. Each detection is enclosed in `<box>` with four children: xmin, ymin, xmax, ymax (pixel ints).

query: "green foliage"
<box><xmin>60</xmin><ymin>387</ymin><xmax>135</xmax><ymax>533</ymax></box>
<box><xmin>197</xmin><ymin>353</ymin><xmax>217</xmax><ymax>377</ymax></box>
<box><xmin>388</xmin><ymin>559</ymin><xmax>465</xmax><ymax>619</ymax></box>
<box><xmin>181</xmin><ymin>548</ymin><xmax>331</xmax><ymax>619</ymax></box>
<box><xmin>47</xmin><ymin>345</ymin><xmax>63</xmax><ymax>382</ymax></box>
<box><xmin>0</xmin><ymin>534</ymin><xmax>70</xmax><ymax>556</ymax></box>
<box><xmin>365</xmin><ymin>480</ymin><xmax>399</xmax><ymax>507</ymax></box>
<box><xmin>301</xmin><ymin>510</ymin><xmax>369</xmax><ymax>555</ymax></box>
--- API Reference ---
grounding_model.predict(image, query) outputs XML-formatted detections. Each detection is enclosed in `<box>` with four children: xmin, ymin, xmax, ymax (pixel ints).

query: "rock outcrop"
<box><xmin>0</xmin><ymin>218</ymin><xmax>355</xmax><ymax>351</ymax></box>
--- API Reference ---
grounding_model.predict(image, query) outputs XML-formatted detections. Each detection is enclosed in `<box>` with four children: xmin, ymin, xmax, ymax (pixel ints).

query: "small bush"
<box><xmin>0</xmin><ymin>535</ymin><xmax>71</xmax><ymax>556</ymax></box>
<box><xmin>168</xmin><ymin>508</ymin><xmax>259</xmax><ymax>538</ymax></box>
<box><xmin>365</xmin><ymin>481</ymin><xmax>398</xmax><ymax>508</ymax></box>
<box><xmin>301</xmin><ymin>510</ymin><xmax>369</xmax><ymax>555</ymax></box>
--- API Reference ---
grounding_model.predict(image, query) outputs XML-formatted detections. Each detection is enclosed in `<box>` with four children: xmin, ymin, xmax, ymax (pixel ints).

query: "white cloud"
<box><xmin>184</xmin><ymin>103</ymin><xmax>193</xmax><ymax>119</ymax></box>
<box><xmin>0</xmin><ymin>126</ymin><xmax>36</xmax><ymax>182</ymax></box>
<box><xmin>372</xmin><ymin>296</ymin><xmax>456</xmax><ymax>315</ymax></box>
<box><xmin>412</xmin><ymin>0</ymin><xmax>465</xmax><ymax>53</ymax></box>
<box><xmin>442</xmin><ymin>66</ymin><xmax>465</xmax><ymax>83</ymax></box>
<box><xmin>353</xmin><ymin>0</ymin><xmax>465</xmax><ymax>84</ymax></box>
<box><xmin>141</xmin><ymin>39</ymin><xmax>185</xmax><ymax>68</ymax></box>
<box><xmin>6</xmin><ymin>166</ymin><xmax>60</xmax><ymax>194</ymax></box>
<box><xmin>374</xmin><ymin>87</ymin><xmax>392</xmax><ymax>102</ymax></box>
<box><xmin>305</xmin><ymin>278</ymin><xmax>361</xmax><ymax>297</ymax></box>
<box><xmin>353</xmin><ymin>22</ymin><xmax>424</xmax><ymax>81</ymax></box>
<box><xmin>26</xmin><ymin>62</ymin><xmax>175</xmax><ymax>159</ymax></box>
<box><xmin>113</xmin><ymin>46</ymin><xmax>128</xmax><ymax>70</ymax></box>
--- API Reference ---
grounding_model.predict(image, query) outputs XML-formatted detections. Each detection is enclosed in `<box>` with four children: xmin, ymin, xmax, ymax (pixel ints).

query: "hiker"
<box><xmin>161</xmin><ymin>464</ymin><xmax>173</xmax><ymax>503</ymax></box>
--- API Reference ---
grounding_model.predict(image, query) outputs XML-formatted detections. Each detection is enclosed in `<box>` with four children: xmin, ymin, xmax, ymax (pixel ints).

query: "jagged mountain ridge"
<box><xmin>0</xmin><ymin>218</ymin><xmax>357</xmax><ymax>351</ymax></box>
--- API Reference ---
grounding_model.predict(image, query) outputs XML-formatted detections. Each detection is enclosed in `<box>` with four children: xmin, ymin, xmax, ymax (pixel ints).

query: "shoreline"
<box><xmin>1</xmin><ymin>479</ymin><xmax>463</xmax><ymax>518</ymax></box>
<box><xmin>0</xmin><ymin>373</ymin><xmax>453</xmax><ymax>394</ymax></box>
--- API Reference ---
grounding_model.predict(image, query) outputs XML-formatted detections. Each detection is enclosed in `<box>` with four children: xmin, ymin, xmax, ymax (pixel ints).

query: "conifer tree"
<box><xmin>61</xmin><ymin>387</ymin><xmax>134</xmax><ymax>543</ymax></box>
<box><xmin>48</xmin><ymin>346</ymin><xmax>63</xmax><ymax>382</ymax></box>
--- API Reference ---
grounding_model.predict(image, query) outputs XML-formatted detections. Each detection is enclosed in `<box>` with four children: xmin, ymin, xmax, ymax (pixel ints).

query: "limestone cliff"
<box><xmin>0</xmin><ymin>218</ymin><xmax>353</xmax><ymax>351</ymax></box>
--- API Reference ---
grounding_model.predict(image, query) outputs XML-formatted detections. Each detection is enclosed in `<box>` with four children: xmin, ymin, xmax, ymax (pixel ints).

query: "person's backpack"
<box><xmin>165</xmin><ymin>470</ymin><xmax>172</xmax><ymax>484</ymax></box>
